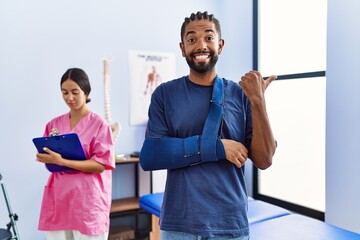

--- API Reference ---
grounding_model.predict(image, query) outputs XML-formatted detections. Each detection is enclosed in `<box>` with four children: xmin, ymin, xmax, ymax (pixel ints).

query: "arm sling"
<box><xmin>140</xmin><ymin>76</ymin><xmax>226</xmax><ymax>171</ymax></box>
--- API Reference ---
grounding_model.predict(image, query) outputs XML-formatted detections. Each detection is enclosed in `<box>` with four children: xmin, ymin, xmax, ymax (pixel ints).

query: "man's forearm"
<box><xmin>249</xmin><ymin>100</ymin><xmax>276</xmax><ymax>170</ymax></box>
<box><xmin>139</xmin><ymin>136</ymin><xmax>226</xmax><ymax>171</ymax></box>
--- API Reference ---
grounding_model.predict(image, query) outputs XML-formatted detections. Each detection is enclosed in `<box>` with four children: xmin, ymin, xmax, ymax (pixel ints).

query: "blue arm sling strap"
<box><xmin>140</xmin><ymin>76</ymin><xmax>226</xmax><ymax>171</ymax></box>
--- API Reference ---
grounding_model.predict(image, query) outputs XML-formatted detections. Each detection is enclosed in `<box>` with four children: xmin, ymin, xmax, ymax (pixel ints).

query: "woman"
<box><xmin>36</xmin><ymin>68</ymin><xmax>115</xmax><ymax>240</ymax></box>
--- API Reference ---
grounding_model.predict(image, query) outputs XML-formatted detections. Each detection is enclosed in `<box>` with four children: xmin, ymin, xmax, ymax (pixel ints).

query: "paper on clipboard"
<box><xmin>32</xmin><ymin>133</ymin><xmax>87</xmax><ymax>172</ymax></box>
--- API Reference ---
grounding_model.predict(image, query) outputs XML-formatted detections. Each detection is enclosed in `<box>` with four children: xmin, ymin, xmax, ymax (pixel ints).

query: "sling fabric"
<box><xmin>140</xmin><ymin>76</ymin><xmax>225</xmax><ymax>171</ymax></box>
<box><xmin>199</xmin><ymin>76</ymin><xmax>224</xmax><ymax>162</ymax></box>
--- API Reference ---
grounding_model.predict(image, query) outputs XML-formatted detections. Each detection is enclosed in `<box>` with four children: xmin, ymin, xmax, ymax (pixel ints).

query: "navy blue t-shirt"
<box><xmin>145</xmin><ymin>76</ymin><xmax>252</xmax><ymax>237</ymax></box>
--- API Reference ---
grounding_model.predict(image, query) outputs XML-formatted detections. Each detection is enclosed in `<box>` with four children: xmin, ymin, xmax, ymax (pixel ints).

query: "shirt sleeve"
<box><xmin>145</xmin><ymin>85</ymin><xmax>170</xmax><ymax>138</ymax></box>
<box><xmin>89</xmin><ymin>122</ymin><xmax>115</xmax><ymax>170</ymax></box>
<box><xmin>244</xmin><ymin>96</ymin><xmax>253</xmax><ymax>150</ymax></box>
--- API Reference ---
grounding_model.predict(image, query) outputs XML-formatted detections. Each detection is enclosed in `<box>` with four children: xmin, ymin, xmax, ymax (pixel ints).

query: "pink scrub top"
<box><xmin>38</xmin><ymin>112</ymin><xmax>115</xmax><ymax>236</ymax></box>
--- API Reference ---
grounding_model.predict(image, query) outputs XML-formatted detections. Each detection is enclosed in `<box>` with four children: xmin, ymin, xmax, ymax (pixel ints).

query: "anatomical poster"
<box><xmin>129</xmin><ymin>50</ymin><xmax>176</xmax><ymax>126</ymax></box>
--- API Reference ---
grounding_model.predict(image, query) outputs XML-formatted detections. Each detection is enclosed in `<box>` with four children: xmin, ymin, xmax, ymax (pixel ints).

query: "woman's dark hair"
<box><xmin>180</xmin><ymin>11</ymin><xmax>222</xmax><ymax>43</ymax></box>
<box><xmin>61</xmin><ymin>68</ymin><xmax>91</xmax><ymax>103</ymax></box>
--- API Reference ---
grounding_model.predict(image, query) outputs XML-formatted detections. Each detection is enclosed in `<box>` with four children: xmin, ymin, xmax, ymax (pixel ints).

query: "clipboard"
<box><xmin>32</xmin><ymin>133</ymin><xmax>87</xmax><ymax>172</ymax></box>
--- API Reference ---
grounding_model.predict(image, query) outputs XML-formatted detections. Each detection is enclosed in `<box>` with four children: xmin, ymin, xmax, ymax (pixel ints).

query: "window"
<box><xmin>253</xmin><ymin>0</ymin><xmax>327</xmax><ymax>220</ymax></box>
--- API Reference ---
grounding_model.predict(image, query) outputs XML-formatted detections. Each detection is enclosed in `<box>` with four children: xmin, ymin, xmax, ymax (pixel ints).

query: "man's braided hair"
<box><xmin>180</xmin><ymin>11</ymin><xmax>222</xmax><ymax>42</ymax></box>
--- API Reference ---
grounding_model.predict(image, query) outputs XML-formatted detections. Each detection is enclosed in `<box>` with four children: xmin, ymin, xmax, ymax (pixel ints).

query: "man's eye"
<box><xmin>188</xmin><ymin>38</ymin><xmax>195</xmax><ymax>43</ymax></box>
<box><xmin>207</xmin><ymin>36</ymin><xmax>214</xmax><ymax>41</ymax></box>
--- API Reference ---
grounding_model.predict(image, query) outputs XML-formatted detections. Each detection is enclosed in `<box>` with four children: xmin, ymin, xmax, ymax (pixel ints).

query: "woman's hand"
<box><xmin>37</xmin><ymin>147</ymin><xmax>64</xmax><ymax>166</ymax></box>
<box><xmin>36</xmin><ymin>147</ymin><xmax>105</xmax><ymax>173</ymax></box>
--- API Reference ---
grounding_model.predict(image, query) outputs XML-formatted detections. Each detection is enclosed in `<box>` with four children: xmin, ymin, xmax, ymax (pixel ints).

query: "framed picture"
<box><xmin>129</xmin><ymin>50</ymin><xmax>176</xmax><ymax>126</ymax></box>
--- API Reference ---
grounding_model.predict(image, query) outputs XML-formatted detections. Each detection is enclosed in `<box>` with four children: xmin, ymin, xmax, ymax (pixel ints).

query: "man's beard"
<box><xmin>185</xmin><ymin>51</ymin><xmax>218</xmax><ymax>74</ymax></box>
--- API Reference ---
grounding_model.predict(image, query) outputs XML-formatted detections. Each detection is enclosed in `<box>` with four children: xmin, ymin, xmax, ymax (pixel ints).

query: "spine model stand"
<box><xmin>103</xmin><ymin>56</ymin><xmax>121</xmax><ymax>142</ymax></box>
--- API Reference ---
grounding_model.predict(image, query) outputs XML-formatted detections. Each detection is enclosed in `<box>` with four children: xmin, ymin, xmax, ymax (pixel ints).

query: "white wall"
<box><xmin>0</xmin><ymin>0</ymin><xmax>251</xmax><ymax>238</ymax></box>
<box><xmin>326</xmin><ymin>0</ymin><xmax>360</xmax><ymax>234</ymax></box>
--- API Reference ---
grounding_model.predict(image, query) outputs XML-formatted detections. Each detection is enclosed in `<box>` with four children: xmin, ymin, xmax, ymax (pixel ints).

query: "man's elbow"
<box><xmin>139</xmin><ymin>159</ymin><xmax>152</xmax><ymax>171</ymax></box>
<box><xmin>257</xmin><ymin>161</ymin><xmax>272</xmax><ymax>170</ymax></box>
<box><xmin>139</xmin><ymin>155</ymin><xmax>158</xmax><ymax>171</ymax></box>
<box><xmin>253</xmin><ymin>157</ymin><xmax>272</xmax><ymax>170</ymax></box>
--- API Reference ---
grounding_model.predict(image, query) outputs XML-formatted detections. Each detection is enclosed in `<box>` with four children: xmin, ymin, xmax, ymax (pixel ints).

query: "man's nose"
<box><xmin>196</xmin><ymin>39</ymin><xmax>208</xmax><ymax>51</ymax></box>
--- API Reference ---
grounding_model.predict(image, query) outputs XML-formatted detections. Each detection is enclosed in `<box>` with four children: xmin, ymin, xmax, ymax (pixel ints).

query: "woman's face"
<box><xmin>61</xmin><ymin>79</ymin><xmax>87</xmax><ymax>111</ymax></box>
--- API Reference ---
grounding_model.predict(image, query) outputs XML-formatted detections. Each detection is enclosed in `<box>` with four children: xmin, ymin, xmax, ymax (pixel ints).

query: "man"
<box><xmin>140</xmin><ymin>11</ymin><xmax>277</xmax><ymax>240</ymax></box>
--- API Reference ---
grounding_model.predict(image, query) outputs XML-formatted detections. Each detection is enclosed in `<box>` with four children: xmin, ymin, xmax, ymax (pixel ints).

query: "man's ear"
<box><xmin>179</xmin><ymin>42</ymin><xmax>186</xmax><ymax>57</ymax></box>
<box><xmin>218</xmin><ymin>39</ymin><xmax>225</xmax><ymax>54</ymax></box>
